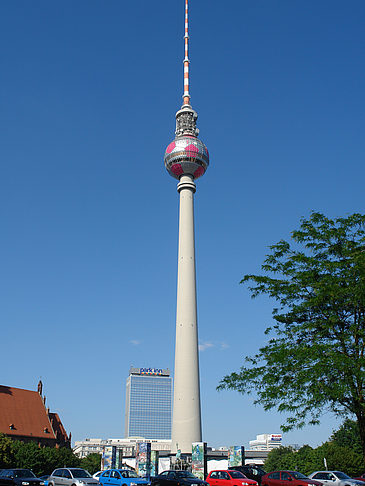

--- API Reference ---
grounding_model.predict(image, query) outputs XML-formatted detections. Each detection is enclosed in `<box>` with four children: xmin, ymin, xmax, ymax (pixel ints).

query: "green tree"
<box><xmin>11</xmin><ymin>441</ymin><xmax>80</xmax><ymax>476</ymax></box>
<box><xmin>218</xmin><ymin>213</ymin><xmax>365</xmax><ymax>461</ymax></box>
<box><xmin>330</xmin><ymin>419</ymin><xmax>362</xmax><ymax>454</ymax></box>
<box><xmin>313</xmin><ymin>442</ymin><xmax>363</xmax><ymax>476</ymax></box>
<box><xmin>264</xmin><ymin>446</ymin><xmax>297</xmax><ymax>472</ymax></box>
<box><xmin>80</xmin><ymin>453</ymin><xmax>102</xmax><ymax>474</ymax></box>
<box><xmin>0</xmin><ymin>433</ymin><xmax>15</xmax><ymax>468</ymax></box>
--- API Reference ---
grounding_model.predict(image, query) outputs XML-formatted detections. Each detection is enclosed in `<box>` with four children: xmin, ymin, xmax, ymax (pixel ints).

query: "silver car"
<box><xmin>48</xmin><ymin>469</ymin><xmax>99</xmax><ymax>486</ymax></box>
<box><xmin>309</xmin><ymin>472</ymin><xmax>364</xmax><ymax>486</ymax></box>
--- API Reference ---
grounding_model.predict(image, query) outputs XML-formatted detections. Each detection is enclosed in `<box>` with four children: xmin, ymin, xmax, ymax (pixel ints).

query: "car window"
<box><xmin>71</xmin><ymin>470</ymin><xmax>91</xmax><ymax>479</ymax></box>
<box><xmin>269</xmin><ymin>473</ymin><xmax>280</xmax><ymax>480</ymax></box>
<box><xmin>281</xmin><ymin>473</ymin><xmax>291</xmax><ymax>481</ymax></box>
<box><xmin>64</xmin><ymin>471</ymin><xmax>72</xmax><ymax>479</ymax></box>
<box><xmin>14</xmin><ymin>471</ymin><xmax>35</xmax><ymax>478</ymax></box>
<box><xmin>159</xmin><ymin>472</ymin><xmax>169</xmax><ymax>478</ymax></box>
<box><xmin>168</xmin><ymin>472</ymin><xmax>177</xmax><ymax>480</ymax></box>
<box><xmin>102</xmin><ymin>472</ymin><xmax>110</xmax><ymax>478</ymax></box>
<box><xmin>53</xmin><ymin>471</ymin><xmax>63</xmax><ymax>478</ymax></box>
<box><xmin>176</xmin><ymin>472</ymin><xmax>196</xmax><ymax>479</ymax></box>
<box><xmin>291</xmin><ymin>473</ymin><xmax>308</xmax><ymax>480</ymax></box>
<box><xmin>210</xmin><ymin>473</ymin><xmax>218</xmax><ymax>479</ymax></box>
<box><xmin>335</xmin><ymin>473</ymin><xmax>350</xmax><ymax>480</ymax></box>
<box><xmin>230</xmin><ymin>472</ymin><xmax>245</xmax><ymax>479</ymax></box>
<box><xmin>111</xmin><ymin>472</ymin><xmax>121</xmax><ymax>479</ymax></box>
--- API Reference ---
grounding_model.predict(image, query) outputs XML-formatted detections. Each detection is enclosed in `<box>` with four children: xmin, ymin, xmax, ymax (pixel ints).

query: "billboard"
<box><xmin>150</xmin><ymin>451</ymin><xmax>159</xmax><ymax>477</ymax></box>
<box><xmin>136</xmin><ymin>442</ymin><xmax>151</xmax><ymax>478</ymax></box>
<box><xmin>192</xmin><ymin>442</ymin><xmax>207</xmax><ymax>480</ymax></box>
<box><xmin>101</xmin><ymin>446</ymin><xmax>116</xmax><ymax>470</ymax></box>
<box><xmin>228</xmin><ymin>446</ymin><xmax>245</xmax><ymax>467</ymax></box>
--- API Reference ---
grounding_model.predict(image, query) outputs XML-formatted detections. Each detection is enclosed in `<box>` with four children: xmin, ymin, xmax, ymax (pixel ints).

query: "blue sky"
<box><xmin>1</xmin><ymin>0</ymin><xmax>364</xmax><ymax>450</ymax></box>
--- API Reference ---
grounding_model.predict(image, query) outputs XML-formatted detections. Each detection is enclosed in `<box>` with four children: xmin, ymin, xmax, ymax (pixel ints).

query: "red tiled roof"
<box><xmin>0</xmin><ymin>385</ymin><xmax>56</xmax><ymax>439</ymax></box>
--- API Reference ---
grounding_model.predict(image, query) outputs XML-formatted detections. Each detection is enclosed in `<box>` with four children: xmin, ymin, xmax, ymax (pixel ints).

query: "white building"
<box><xmin>249</xmin><ymin>434</ymin><xmax>283</xmax><ymax>451</ymax></box>
<box><xmin>73</xmin><ymin>437</ymin><xmax>172</xmax><ymax>458</ymax></box>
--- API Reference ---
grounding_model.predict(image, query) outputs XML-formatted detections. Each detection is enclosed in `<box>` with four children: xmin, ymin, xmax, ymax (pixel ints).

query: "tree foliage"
<box><xmin>0</xmin><ymin>435</ymin><xmax>81</xmax><ymax>476</ymax></box>
<box><xmin>80</xmin><ymin>453</ymin><xmax>102</xmax><ymax>474</ymax></box>
<box><xmin>264</xmin><ymin>441</ymin><xmax>364</xmax><ymax>477</ymax></box>
<box><xmin>218</xmin><ymin>212</ymin><xmax>365</xmax><ymax>459</ymax></box>
<box><xmin>0</xmin><ymin>433</ymin><xmax>15</xmax><ymax>468</ymax></box>
<box><xmin>330</xmin><ymin>418</ymin><xmax>362</xmax><ymax>455</ymax></box>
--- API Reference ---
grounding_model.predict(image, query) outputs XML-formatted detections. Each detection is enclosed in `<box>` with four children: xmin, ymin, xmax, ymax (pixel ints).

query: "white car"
<box><xmin>309</xmin><ymin>471</ymin><xmax>364</xmax><ymax>486</ymax></box>
<box><xmin>93</xmin><ymin>472</ymin><xmax>103</xmax><ymax>481</ymax></box>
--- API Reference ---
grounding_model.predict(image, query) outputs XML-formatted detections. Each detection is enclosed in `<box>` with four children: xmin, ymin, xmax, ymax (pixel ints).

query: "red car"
<box><xmin>206</xmin><ymin>470</ymin><xmax>258</xmax><ymax>486</ymax></box>
<box><xmin>261</xmin><ymin>471</ymin><xmax>322</xmax><ymax>486</ymax></box>
<box><xmin>353</xmin><ymin>476</ymin><xmax>365</xmax><ymax>483</ymax></box>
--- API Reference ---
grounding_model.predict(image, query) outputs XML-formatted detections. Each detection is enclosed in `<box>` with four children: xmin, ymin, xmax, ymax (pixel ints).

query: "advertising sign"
<box><xmin>150</xmin><ymin>451</ymin><xmax>159</xmax><ymax>477</ymax></box>
<box><xmin>192</xmin><ymin>442</ymin><xmax>207</xmax><ymax>480</ymax></box>
<box><xmin>101</xmin><ymin>446</ymin><xmax>116</xmax><ymax>470</ymax></box>
<box><xmin>136</xmin><ymin>442</ymin><xmax>151</xmax><ymax>478</ymax></box>
<box><xmin>228</xmin><ymin>446</ymin><xmax>245</xmax><ymax>467</ymax></box>
<box><xmin>270</xmin><ymin>434</ymin><xmax>282</xmax><ymax>442</ymax></box>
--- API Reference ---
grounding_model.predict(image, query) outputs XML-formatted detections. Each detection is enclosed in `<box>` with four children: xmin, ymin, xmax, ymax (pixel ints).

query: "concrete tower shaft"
<box><xmin>171</xmin><ymin>175</ymin><xmax>202</xmax><ymax>452</ymax></box>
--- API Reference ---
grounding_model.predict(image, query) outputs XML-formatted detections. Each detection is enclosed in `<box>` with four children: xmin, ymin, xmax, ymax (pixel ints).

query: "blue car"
<box><xmin>99</xmin><ymin>470</ymin><xmax>149</xmax><ymax>486</ymax></box>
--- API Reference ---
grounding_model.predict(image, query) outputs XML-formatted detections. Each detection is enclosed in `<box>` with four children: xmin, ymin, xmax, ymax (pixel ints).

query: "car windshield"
<box><xmin>176</xmin><ymin>472</ymin><xmax>196</xmax><ymax>479</ymax></box>
<box><xmin>334</xmin><ymin>473</ymin><xmax>351</xmax><ymax>480</ymax></box>
<box><xmin>13</xmin><ymin>471</ymin><xmax>36</xmax><ymax>478</ymax></box>
<box><xmin>71</xmin><ymin>470</ymin><xmax>92</xmax><ymax>478</ymax></box>
<box><xmin>230</xmin><ymin>472</ymin><xmax>246</xmax><ymax>479</ymax></box>
<box><xmin>291</xmin><ymin>472</ymin><xmax>308</xmax><ymax>480</ymax></box>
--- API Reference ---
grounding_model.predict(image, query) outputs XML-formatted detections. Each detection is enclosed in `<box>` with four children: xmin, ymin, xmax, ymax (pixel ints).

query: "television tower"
<box><xmin>164</xmin><ymin>0</ymin><xmax>209</xmax><ymax>454</ymax></box>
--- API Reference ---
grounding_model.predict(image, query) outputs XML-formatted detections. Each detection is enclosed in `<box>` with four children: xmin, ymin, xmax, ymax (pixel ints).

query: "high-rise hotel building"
<box><xmin>124</xmin><ymin>367</ymin><xmax>172</xmax><ymax>440</ymax></box>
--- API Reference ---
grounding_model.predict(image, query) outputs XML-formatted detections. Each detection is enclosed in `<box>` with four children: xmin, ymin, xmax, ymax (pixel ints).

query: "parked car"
<box><xmin>48</xmin><ymin>469</ymin><xmax>98</xmax><ymax>486</ymax></box>
<box><xmin>0</xmin><ymin>469</ymin><xmax>45</xmax><ymax>486</ymax></box>
<box><xmin>308</xmin><ymin>472</ymin><xmax>364</xmax><ymax>486</ymax></box>
<box><xmin>99</xmin><ymin>470</ymin><xmax>149</xmax><ymax>486</ymax></box>
<box><xmin>93</xmin><ymin>473</ymin><xmax>103</xmax><ymax>482</ymax></box>
<box><xmin>353</xmin><ymin>476</ymin><xmax>365</xmax><ymax>483</ymax></box>
<box><xmin>206</xmin><ymin>470</ymin><xmax>258</xmax><ymax>486</ymax></box>
<box><xmin>151</xmin><ymin>470</ymin><xmax>208</xmax><ymax>486</ymax></box>
<box><xmin>228</xmin><ymin>467</ymin><xmax>266</xmax><ymax>485</ymax></box>
<box><xmin>261</xmin><ymin>471</ymin><xmax>322</xmax><ymax>486</ymax></box>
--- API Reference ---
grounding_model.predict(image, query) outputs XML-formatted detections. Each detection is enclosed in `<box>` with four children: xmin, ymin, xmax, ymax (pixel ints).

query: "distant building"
<box><xmin>249</xmin><ymin>434</ymin><xmax>282</xmax><ymax>451</ymax></box>
<box><xmin>125</xmin><ymin>367</ymin><xmax>172</xmax><ymax>440</ymax></box>
<box><xmin>73</xmin><ymin>437</ymin><xmax>171</xmax><ymax>458</ymax></box>
<box><xmin>0</xmin><ymin>381</ymin><xmax>71</xmax><ymax>448</ymax></box>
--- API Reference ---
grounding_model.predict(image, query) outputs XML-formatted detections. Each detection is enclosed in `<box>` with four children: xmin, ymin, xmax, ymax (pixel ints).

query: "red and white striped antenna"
<box><xmin>183</xmin><ymin>0</ymin><xmax>191</xmax><ymax>106</ymax></box>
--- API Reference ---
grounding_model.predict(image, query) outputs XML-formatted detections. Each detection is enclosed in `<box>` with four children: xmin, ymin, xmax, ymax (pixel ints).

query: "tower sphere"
<box><xmin>164</xmin><ymin>135</ymin><xmax>209</xmax><ymax>180</ymax></box>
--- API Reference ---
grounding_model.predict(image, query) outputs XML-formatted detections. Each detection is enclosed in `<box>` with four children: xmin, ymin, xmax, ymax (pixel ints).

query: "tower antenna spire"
<box><xmin>183</xmin><ymin>0</ymin><xmax>191</xmax><ymax>106</ymax></box>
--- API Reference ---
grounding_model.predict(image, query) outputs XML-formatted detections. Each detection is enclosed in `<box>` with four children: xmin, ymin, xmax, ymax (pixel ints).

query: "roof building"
<box><xmin>125</xmin><ymin>368</ymin><xmax>172</xmax><ymax>440</ymax></box>
<box><xmin>249</xmin><ymin>434</ymin><xmax>283</xmax><ymax>451</ymax></box>
<box><xmin>0</xmin><ymin>381</ymin><xmax>71</xmax><ymax>448</ymax></box>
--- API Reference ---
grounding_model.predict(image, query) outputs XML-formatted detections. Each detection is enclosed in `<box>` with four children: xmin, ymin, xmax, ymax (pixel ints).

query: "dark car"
<box><xmin>261</xmin><ymin>471</ymin><xmax>322</xmax><ymax>486</ymax></box>
<box><xmin>0</xmin><ymin>469</ymin><xmax>46</xmax><ymax>486</ymax></box>
<box><xmin>151</xmin><ymin>470</ymin><xmax>209</xmax><ymax>486</ymax></box>
<box><xmin>228</xmin><ymin>467</ymin><xmax>266</xmax><ymax>485</ymax></box>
